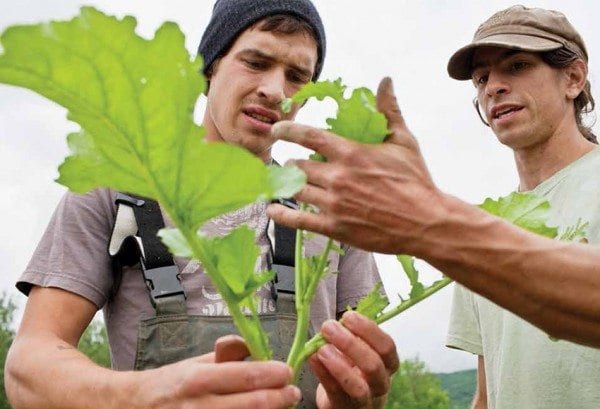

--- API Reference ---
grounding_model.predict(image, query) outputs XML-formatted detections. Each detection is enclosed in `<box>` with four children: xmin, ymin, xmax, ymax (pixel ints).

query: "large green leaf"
<box><xmin>0</xmin><ymin>7</ymin><xmax>303</xmax><ymax>229</ymax></box>
<box><xmin>478</xmin><ymin>192</ymin><xmax>558</xmax><ymax>238</ymax></box>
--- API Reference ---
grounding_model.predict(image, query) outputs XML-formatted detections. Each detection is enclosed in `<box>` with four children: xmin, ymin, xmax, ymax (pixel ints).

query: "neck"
<box><xmin>514</xmin><ymin>123</ymin><xmax>595</xmax><ymax>191</ymax></box>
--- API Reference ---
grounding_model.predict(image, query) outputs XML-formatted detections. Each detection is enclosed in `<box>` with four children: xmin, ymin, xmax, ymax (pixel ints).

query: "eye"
<box><xmin>287</xmin><ymin>70</ymin><xmax>309</xmax><ymax>85</ymax></box>
<box><xmin>243</xmin><ymin>59</ymin><xmax>267</xmax><ymax>70</ymax></box>
<box><xmin>511</xmin><ymin>60</ymin><xmax>529</xmax><ymax>72</ymax></box>
<box><xmin>472</xmin><ymin>72</ymin><xmax>488</xmax><ymax>87</ymax></box>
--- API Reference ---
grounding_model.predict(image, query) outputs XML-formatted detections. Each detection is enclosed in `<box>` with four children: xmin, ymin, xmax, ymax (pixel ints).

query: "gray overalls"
<box><xmin>109</xmin><ymin>194</ymin><xmax>318</xmax><ymax>408</ymax></box>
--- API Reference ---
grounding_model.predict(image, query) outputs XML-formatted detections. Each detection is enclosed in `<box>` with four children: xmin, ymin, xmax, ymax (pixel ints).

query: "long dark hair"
<box><xmin>541</xmin><ymin>48</ymin><xmax>597</xmax><ymax>144</ymax></box>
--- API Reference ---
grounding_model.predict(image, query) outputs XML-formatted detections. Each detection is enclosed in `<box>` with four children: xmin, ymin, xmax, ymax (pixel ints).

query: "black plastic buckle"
<box><xmin>141</xmin><ymin>261</ymin><xmax>185</xmax><ymax>305</ymax></box>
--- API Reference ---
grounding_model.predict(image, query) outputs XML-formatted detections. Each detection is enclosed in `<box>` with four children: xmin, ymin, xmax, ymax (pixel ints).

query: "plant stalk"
<box><xmin>292</xmin><ymin>277</ymin><xmax>454</xmax><ymax>368</ymax></box>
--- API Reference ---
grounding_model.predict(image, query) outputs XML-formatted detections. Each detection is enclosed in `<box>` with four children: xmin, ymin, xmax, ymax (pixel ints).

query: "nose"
<box><xmin>485</xmin><ymin>69</ymin><xmax>510</xmax><ymax>97</ymax></box>
<box><xmin>257</xmin><ymin>69</ymin><xmax>286</xmax><ymax>105</ymax></box>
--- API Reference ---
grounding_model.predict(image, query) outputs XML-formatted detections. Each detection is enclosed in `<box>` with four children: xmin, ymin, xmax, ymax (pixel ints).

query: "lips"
<box><xmin>243</xmin><ymin>106</ymin><xmax>280</xmax><ymax>125</ymax></box>
<box><xmin>490</xmin><ymin>104</ymin><xmax>524</xmax><ymax>120</ymax></box>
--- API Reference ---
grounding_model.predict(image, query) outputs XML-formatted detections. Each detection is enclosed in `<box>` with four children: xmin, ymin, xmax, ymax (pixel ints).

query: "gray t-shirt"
<box><xmin>446</xmin><ymin>147</ymin><xmax>600</xmax><ymax>409</ymax></box>
<box><xmin>18</xmin><ymin>188</ymin><xmax>380</xmax><ymax>370</ymax></box>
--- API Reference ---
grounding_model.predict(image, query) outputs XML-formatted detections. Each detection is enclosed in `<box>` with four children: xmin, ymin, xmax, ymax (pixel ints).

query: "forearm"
<box><xmin>5</xmin><ymin>333</ymin><xmax>138</xmax><ymax>409</ymax></box>
<box><xmin>416</xmin><ymin>193</ymin><xmax>600</xmax><ymax>346</ymax></box>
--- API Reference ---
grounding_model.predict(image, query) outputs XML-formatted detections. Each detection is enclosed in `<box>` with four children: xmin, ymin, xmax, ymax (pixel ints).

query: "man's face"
<box><xmin>471</xmin><ymin>47</ymin><xmax>573</xmax><ymax>150</ymax></box>
<box><xmin>203</xmin><ymin>25</ymin><xmax>318</xmax><ymax>161</ymax></box>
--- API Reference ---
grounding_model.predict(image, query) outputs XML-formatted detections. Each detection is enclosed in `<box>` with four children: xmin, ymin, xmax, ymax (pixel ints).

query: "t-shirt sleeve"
<box><xmin>16</xmin><ymin>189</ymin><xmax>117</xmax><ymax>309</ymax></box>
<box><xmin>446</xmin><ymin>283</ymin><xmax>484</xmax><ymax>355</ymax></box>
<box><xmin>335</xmin><ymin>244</ymin><xmax>381</xmax><ymax>313</ymax></box>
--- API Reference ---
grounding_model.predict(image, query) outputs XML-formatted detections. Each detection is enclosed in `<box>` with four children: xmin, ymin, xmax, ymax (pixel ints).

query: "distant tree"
<box><xmin>0</xmin><ymin>293</ymin><xmax>17</xmax><ymax>409</ymax></box>
<box><xmin>384</xmin><ymin>357</ymin><xmax>451</xmax><ymax>409</ymax></box>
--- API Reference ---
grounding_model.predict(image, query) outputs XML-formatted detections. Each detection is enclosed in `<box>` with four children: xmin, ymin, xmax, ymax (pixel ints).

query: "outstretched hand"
<box><xmin>268</xmin><ymin>77</ymin><xmax>446</xmax><ymax>255</ymax></box>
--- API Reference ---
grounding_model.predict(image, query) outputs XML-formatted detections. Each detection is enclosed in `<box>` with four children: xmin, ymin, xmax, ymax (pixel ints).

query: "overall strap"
<box><xmin>269</xmin><ymin>198</ymin><xmax>298</xmax><ymax>310</ymax></box>
<box><xmin>109</xmin><ymin>193</ymin><xmax>186</xmax><ymax>315</ymax></box>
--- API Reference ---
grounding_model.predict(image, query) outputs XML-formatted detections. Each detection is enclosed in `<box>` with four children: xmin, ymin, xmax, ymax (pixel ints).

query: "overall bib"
<box><xmin>110</xmin><ymin>194</ymin><xmax>319</xmax><ymax>408</ymax></box>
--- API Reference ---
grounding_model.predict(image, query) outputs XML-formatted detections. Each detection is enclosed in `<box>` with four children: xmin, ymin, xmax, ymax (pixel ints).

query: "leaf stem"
<box><xmin>375</xmin><ymin>277</ymin><xmax>453</xmax><ymax>325</ymax></box>
<box><xmin>286</xmin><ymin>204</ymin><xmax>334</xmax><ymax>381</ymax></box>
<box><xmin>292</xmin><ymin>277</ymin><xmax>454</xmax><ymax>368</ymax></box>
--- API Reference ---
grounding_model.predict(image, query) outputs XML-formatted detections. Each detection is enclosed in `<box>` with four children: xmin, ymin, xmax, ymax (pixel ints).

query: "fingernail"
<box><xmin>318</xmin><ymin>344</ymin><xmax>338</xmax><ymax>361</ymax></box>
<box><xmin>343</xmin><ymin>310</ymin><xmax>360</xmax><ymax>324</ymax></box>
<box><xmin>322</xmin><ymin>319</ymin><xmax>345</xmax><ymax>339</ymax></box>
<box><xmin>288</xmin><ymin>385</ymin><xmax>302</xmax><ymax>402</ymax></box>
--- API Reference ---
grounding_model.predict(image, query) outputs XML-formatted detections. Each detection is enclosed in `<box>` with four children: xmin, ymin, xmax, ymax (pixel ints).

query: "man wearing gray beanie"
<box><xmin>5</xmin><ymin>1</ymin><xmax>397</xmax><ymax>409</ymax></box>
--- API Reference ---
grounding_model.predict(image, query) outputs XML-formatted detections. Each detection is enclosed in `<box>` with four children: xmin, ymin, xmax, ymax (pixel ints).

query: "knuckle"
<box><xmin>249</xmin><ymin>390</ymin><xmax>272</xmax><ymax>408</ymax></box>
<box><xmin>305</xmin><ymin>128</ymin><xmax>328</xmax><ymax>149</ymax></box>
<box><xmin>361</xmin><ymin>359</ymin><xmax>382</xmax><ymax>379</ymax></box>
<box><xmin>348</xmin><ymin>381</ymin><xmax>370</xmax><ymax>402</ymax></box>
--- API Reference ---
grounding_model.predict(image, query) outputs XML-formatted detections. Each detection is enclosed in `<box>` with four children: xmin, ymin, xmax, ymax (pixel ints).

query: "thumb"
<box><xmin>376</xmin><ymin>77</ymin><xmax>406</xmax><ymax>132</ymax></box>
<box><xmin>214</xmin><ymin>335</ymin><xmax>251</xmax><ymax>363</ymax></box>
<box><xmin>376</xmin><ymin>77</ymin><xmax>420</xmax><ymax>148</ymax></box>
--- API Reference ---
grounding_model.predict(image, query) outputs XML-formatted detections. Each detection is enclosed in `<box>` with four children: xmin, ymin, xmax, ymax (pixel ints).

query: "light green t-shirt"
<box><xmin>447</xmin><ymin>147</ymin><xmax>600</xmax><ymax>409</ymax></box>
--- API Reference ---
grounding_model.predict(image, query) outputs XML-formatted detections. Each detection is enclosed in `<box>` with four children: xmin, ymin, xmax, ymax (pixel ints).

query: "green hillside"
<box><xmin>437</xmin><ymin>368</ymin><xmax>477</xmax><ymax>409</ymax></box>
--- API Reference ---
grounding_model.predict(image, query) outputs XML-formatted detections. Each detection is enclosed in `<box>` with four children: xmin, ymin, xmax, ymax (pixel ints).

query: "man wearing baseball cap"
<box><xmin>445</xmin><ymin>6</ymin><xmax>600</xmax><ymax>408</ymax></box>
<box><xmin>268</xmin><ymin>5</ymin><xmax>600</xmax><ymax>406</ymax></box>
<box><xmin>5</xmin><ymin>1</ymin><xmax>397</xmax><ymax>408</ymax></box>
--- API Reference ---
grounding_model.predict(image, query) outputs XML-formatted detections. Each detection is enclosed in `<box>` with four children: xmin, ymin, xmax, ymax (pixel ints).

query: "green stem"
<box><xmin>286</xmin><ymin>204</ymin><xmax>309</xmax><ymax>380</ymax></box>
<box><xmin>292</xmin><ymin>277</ymin><xmax>454</xmax><ymax>368</ymax></box>
<box><xmin>287</xmin><ymin>237</ymin><xmax>333</xmax><ymax>380</ymax></box>
<box><xmin>375</xmin><ymin>277</ymin><xmax>453</xmax><ymax>325</ymax></box>
<box><xmin>180</xmin><ymin>225</ymin><xmax>271</xmax><ymax>360</ymax></box>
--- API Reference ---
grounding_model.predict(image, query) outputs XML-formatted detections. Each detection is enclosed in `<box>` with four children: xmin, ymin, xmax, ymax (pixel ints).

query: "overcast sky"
<box><xmin>1</xmin><ymin>0</ymin><xmax>598</xmax><ymax>373</ymax></box>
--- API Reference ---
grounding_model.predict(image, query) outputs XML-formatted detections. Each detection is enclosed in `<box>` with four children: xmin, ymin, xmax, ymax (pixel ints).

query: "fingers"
<box><xmin>214</xmin><ymin>335</ymin><xmax>250</xmax><ymax>363</ymax></box>
<box><xmin>208</xmin><ymin>385</ymin><xmax>302</xmax><ymax>409</ymax></box>
<box><xmin>320</xmin><ymin>318</ymin><xmax>390</xmax><ymax>398</ymax></box>
<box><xmin>288</xmin><ymin>159</ymin><xmax>332</xmax><ymax>189</ymax></box>
<box><xmin>267</xmin><ymin>203</ymin><xmax>336</xmax><ymax>238</ymax></box>
<box><xmin>272</xmin><ymin>121</ymin><xmax>352</xmax><ymax>160</ymax></box>
<box><xmin>194</xmin><ymin>361</ymin><xmax>294</xmax><ymax>394</ymax></box>
<box><xmin>342</xmin><ymin>311</ymin><xmax>400</xmax><ymax>375</ymax></box>
<box><xmin>314</xmin><ymin>344</ymin><xmax>371</xmax><ymax>403</ymax></box>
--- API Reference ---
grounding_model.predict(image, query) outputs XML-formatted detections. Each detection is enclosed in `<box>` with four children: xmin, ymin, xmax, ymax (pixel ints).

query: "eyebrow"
<box><xmin>235</xmin><ymin>48</ymin><xmax>313</xmax><ymax>79</ymax></box>
<box><xmin>471</xmin><ymin>49</ymin><xmax>523</xmax><ymax>72</ymax></box>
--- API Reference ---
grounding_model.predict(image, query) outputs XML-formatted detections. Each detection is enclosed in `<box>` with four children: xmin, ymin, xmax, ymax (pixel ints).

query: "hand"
<box><xmin>268</xmin><ymin>77</ymin><xmax>447</xmax><ymax>255</ymax></box>
<box><xmin>135</xmin><ymin>335</ymin><xmax>301</xmax><ymax>409</ymax></box>
<box><xmin>310</xmin><ymin>311</ymin><xmax>399</xmax><ymax>409</ymax></box>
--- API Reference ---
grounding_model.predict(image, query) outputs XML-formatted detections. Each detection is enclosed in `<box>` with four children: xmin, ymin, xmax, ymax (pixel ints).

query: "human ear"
<box><xmin>564</xmin><ymin>59</ymin><xmax>587</xmax><ymax>100</ymax></box>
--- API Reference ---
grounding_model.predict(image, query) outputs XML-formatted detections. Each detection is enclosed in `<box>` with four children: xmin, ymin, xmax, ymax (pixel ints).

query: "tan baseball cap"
<box><xmin>447</xmin><ymin>5</ymin><xmax>588</xmax><ymax>80</ymax></box>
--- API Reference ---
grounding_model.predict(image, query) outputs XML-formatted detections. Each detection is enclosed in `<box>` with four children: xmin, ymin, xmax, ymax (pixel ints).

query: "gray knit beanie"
<box><xmin>198</xmin><ymin>0</ymin><xmax>326</xmax><ymax>80</ymax></box>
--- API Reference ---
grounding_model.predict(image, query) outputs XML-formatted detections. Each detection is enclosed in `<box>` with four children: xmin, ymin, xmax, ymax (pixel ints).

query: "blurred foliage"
<box><xmin>384</xmin><ymin>358</ymin><xmax>451</xmax><ymax>409</ymax></box>
<box><xmin>78</xmin><ymin>319</ymin><xmax>111</xmax><ymax>368</ymax></box>
<box><xmin>437</xmin><ymin>368</ymin><xmax>477</xmax><ymax>409</ymax></box>
<box><xmin>0</xmin><ymin>293</ymin><xmax>17</xmax><ymax>409</ymax></box>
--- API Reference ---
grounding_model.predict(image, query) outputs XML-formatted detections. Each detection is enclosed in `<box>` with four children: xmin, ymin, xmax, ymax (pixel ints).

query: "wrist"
<box><xmin>108</xmin><ymin>369</ymin><xmax>149</xmax><ymax>409</ymax></box>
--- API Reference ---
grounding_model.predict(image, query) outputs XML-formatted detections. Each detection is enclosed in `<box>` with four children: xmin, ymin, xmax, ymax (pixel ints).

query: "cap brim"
<box><xmin>447</xmin><ymin>33</ymin><xmax>563</xmax><ymax>80</ymax></box>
